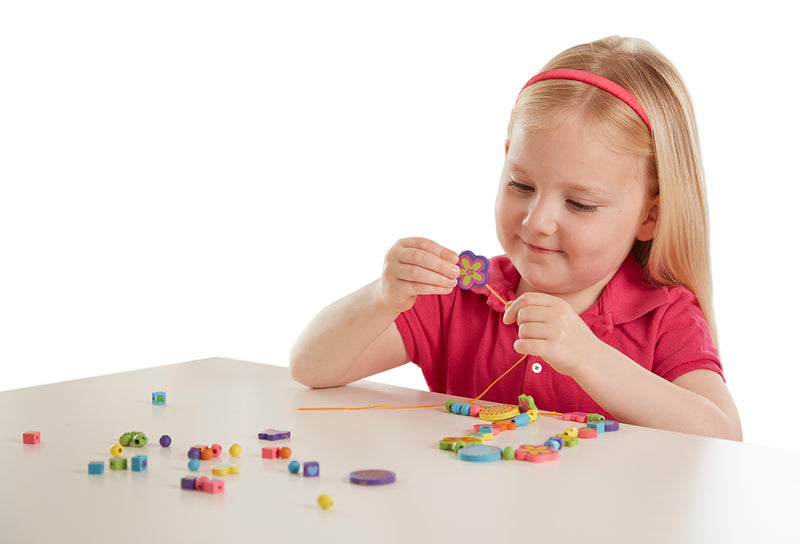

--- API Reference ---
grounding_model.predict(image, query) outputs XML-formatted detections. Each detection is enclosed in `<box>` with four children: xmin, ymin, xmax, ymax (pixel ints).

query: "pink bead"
<box><xmin>469</xmin><ymin>404</ymin><xmax>481</xmax><ymax>417</ymax></box>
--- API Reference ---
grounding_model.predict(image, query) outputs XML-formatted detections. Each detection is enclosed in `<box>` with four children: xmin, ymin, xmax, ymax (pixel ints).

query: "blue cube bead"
<box><xmin>131</xmin><ymin>455</ymin><xmax>148</xmax><ymax>472</ymax></box>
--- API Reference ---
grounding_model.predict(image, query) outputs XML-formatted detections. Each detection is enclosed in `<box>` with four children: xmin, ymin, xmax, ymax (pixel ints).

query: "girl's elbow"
<box><xmin>724</xmin><ymin>416</ymin><xmax>743</xmax><ymax>442</ymax></box>
<box><xmin>288</xmin><ymin>347</ymin><xmax>317</xmax><ymax>388</ymax></box>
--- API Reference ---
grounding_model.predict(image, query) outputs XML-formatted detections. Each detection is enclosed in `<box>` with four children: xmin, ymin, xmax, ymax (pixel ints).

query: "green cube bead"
<box><xmin>109</xmin><ymin>457</ymin><xmax>128</xmax><ymax>470</ymax></box>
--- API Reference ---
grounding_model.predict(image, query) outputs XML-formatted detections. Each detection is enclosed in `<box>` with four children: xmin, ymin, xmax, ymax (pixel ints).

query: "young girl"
<box><xmin>290</xmin><ymin>36</ymin><xmax>742</xmax><ymax>441</ymax></box>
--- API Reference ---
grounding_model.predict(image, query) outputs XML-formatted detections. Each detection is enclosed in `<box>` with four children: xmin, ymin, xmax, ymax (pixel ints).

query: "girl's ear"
<box><xmin>636</xmin><ymin>194</ymin><xmax>660</xmax><ymax>241</ymax></box>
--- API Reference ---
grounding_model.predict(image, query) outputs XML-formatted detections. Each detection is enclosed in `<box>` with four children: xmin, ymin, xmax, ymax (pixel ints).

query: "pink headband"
<box><xmin>520</xmin><ymin>68</ymin><xmax>651</xmax><ymax>131</ymax></box>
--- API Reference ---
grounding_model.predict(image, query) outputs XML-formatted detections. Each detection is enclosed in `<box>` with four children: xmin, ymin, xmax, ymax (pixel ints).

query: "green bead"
<box><xmin>502</xmin><ymin>446</ymin><xmax>515</xmax><ymax>460</ymax></box>
<box><xmin>119</xmin><ymin>432</ymin><xmax>133</xmax><ymax>447</ymax></box>
<box><xmin>132</xmin><ymin>432</ymin><xmax>148</xmax><ymax>447</ymax></box>
<box><xmin>109</xmin><ymin>457</ymin><xmax>128</xmax><ymax>470</ymax></box>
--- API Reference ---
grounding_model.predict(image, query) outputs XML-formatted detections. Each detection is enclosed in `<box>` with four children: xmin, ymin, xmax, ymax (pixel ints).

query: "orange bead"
<box><xmin>200</xmin><ymin>447</ymin><xmax>214</xmax><ymax>460</ymax></box>
<box><xmin>279</xmin><ymin>447</ymin><xmax>292</xmax><ymax>459</ymax></box>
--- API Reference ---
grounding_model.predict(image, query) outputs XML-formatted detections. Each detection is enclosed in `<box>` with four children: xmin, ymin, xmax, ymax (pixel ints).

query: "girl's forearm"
<box><xmin>289</xmin><ymin>280</ymin><xmax>401</xmax><ymax>388</ymax></box>
<box><xmin>572</xmin><ymin>342</ymin><xmax>742</xmax><ymax>441</ymax></box>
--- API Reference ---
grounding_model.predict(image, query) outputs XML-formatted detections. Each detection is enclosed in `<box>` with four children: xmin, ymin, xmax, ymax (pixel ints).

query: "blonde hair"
<box><xmin>509</xmin><ymin>36</ymin><xmax>717</xmax><ymax>345</ymax></box>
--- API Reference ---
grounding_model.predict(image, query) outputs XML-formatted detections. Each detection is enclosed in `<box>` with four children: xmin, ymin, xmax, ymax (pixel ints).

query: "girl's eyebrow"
<box><xmin>561</xmin><ymin>182</ymin><xmax>613</xmax><ymax>199</ymax></box>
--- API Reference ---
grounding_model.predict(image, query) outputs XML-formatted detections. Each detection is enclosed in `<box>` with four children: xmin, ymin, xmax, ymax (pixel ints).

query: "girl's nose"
<box><xmin>522</xmin><ymin>199</ymin><xmax>558</xmax><ymax>236</ymax></box>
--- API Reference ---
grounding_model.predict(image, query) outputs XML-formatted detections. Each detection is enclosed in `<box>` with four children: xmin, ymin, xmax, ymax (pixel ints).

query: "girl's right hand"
<box><xmin>380</xmin><ymin>237</ymin><xmax>461</xmax><ymax>314</ymax></box>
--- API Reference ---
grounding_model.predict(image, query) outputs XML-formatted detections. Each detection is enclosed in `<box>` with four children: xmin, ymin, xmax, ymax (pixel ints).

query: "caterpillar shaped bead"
<box><xmin>445</xmin><ymin>400</ymin><xmax>481</xmax><ymax>417</ymax></box>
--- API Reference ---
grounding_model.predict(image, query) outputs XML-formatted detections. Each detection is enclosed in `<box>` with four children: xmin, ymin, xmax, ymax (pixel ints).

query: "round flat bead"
<box><xmin>159</xmin><ymin>435</ymin><xmax>172</xmax><ymax>447</ymax></box>
<box><xmin>578</xmin><ymin>427</ymin><xmax>598</xmax><ymax>439</ymax></box>
<box><xmin>445</xmin><ymin>400</ymin><xmax>455</xmax><ymax>412</ymax></box>
<box><xmin>457</xmin><ymin>445</ymin><xmax>502</xmax><ymax>463</ymax></box>
<box><xmin>604</xmin><ymin>420</ymin><xmax>620</xmax><ymax>432</ymax></box>
<box><xmin>459</xmin><ymin>403</ymin><xmax>471</xmax><ymax>416</ymax></box>
<box><xmin>469</xmin><ymin>404</ymin><xmax>482</xmax><ymax>417</ymax></box>
<box><xmin>450</xmin><ymin>402</ymin><xmax>462</xmax><ymax>414</ymax></box>
<box><xmin>349</xmin><ymin>469</ymin><xmax>396</xmax><ymax>486</ymax></box>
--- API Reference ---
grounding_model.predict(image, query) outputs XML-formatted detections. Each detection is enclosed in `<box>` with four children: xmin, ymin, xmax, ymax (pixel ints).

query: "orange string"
<box><xmin>297</xmin><ymin>354</ymin><xmax>529</xmax><ymax>412</ymax></box>
<box><xmin>464</xmin><ymin>354</ymin><xmax>527</xmax><ymax>404</ymax></box>
<box><xmin>485</xmin><ymin>284</ymin><xmax>510</xmax><ymax>307</ymax></box>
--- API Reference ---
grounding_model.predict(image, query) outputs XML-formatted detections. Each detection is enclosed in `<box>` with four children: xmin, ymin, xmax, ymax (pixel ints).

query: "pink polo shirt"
<box><xmin>395</xmin><ymin>254</ymin><xmax>723</xmax><ymax>419</ymax></box>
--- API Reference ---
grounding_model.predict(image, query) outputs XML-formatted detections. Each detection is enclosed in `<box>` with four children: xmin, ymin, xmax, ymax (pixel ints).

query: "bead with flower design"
<box><xmin>457</xmin><ymin>250</ymin><xmax>490</xmax><ymax>290</ymax></box>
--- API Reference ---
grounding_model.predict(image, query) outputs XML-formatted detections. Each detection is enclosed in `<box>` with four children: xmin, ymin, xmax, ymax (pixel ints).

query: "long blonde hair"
<box><xmin>509</xmin><ymin>36</ymin><xmax>717</xmax><ymax>344</ymax></box>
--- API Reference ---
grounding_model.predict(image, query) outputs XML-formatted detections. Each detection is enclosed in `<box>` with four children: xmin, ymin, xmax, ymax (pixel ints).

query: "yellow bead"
<box><xmin>110</xmin><ymin>444</ymin><xmax>123</xmax><ymax>457</ymax></box>
<box><xmin>229</xmin><ymin>444</ymin><xmax>241</xmax><ymax>457</ymax></box>
<box><xmin>564</xmin><ymin>427</ymin><xmax>579</xmax><ymax>438</ymax></box>
<box><xmin>317</xmin><ymin>494</ymin><xmax>334</xmax><ymax>510</ymax></box>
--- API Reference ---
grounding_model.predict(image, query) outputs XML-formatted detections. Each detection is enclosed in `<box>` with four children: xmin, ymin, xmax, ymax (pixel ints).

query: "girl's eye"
<box><xmin>567</xmin><ymin>200</ymin><xmax>599</xmax><ymax>213</ymax></box>
<box><xmin>507</xmin><ymin>180</ymin><xmax>534</xmax><ymax>193</ymax></box>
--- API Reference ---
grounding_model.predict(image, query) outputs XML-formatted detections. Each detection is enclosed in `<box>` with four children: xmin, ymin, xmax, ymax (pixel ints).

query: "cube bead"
<box><xmin>109</xmin><ymin>457</ymin><xmax>128</xmax><ymax>470</ymax></box>
<box><xmin>131</xmin><ymin>455</ymin><xmax>148</xmax><ymax>472</ymax></box>
<box><xmin>303</xmin><ymin>461</ymin><xmax>320</xmax><ymax>477</ymax></box>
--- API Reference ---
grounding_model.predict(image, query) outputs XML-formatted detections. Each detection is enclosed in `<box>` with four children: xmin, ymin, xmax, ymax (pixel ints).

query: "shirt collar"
<box><xmin>592</xmin><ymin>254</ymin><xmax>670</xmax><ymax>327</ymax></box>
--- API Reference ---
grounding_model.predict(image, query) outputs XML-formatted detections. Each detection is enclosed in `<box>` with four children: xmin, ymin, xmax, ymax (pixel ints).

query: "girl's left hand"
<box><xmin>502</xmin><ymin>292</ymin><xmax>601</xmax><ymax>377</ymax></box>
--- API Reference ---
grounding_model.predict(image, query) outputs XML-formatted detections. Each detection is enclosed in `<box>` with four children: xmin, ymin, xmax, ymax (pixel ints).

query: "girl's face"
<box><xmin>495</xmin><ymin>121</ymin><xmax>658</xmax><ymax>312</ymax></box>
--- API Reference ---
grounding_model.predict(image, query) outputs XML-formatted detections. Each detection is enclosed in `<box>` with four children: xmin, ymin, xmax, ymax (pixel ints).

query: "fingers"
<box><xmin>389</xmin><ymin>238</ymin><xmax>460</xmax><ymax>286</ymax></box>
<box><xmin>381</xmin><ymin>237</ymin><xmax>461</xmax><ymax>313</ymax></box>
<box><xmin>502</xmin><ymin>292</ymin><xmax>555</xmax><ymax>325</ymax></box>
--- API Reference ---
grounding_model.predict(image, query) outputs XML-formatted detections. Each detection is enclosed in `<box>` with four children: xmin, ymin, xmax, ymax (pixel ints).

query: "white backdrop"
<box><xmin>2</xmin><ymin>1</ymin><xmax>797</xmax><ymax>451</ymax></box>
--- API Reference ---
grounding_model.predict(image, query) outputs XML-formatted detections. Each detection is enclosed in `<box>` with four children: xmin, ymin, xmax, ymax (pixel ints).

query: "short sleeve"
<box><xmin>652</xmin><ymin>289</ymin><xmax>724</xmax><ymax>383</ymax></box>
<box><xmin>394</xmin><ymin>292</ymin><xmax>455</xmax><ymax>391</ymax></box>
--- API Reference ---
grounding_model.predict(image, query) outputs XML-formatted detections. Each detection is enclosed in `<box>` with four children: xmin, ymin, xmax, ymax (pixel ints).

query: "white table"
<box><xmin>1</xmin><ymin>358</ymin><xmax>797</xmax><ymax>542</ymax></box>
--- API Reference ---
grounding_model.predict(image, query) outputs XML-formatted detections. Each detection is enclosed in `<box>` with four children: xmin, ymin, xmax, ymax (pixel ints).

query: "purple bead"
<box><xmin>188</xmin><ymin>447</ymin><xmax>201</xmax><ymax>459</ymax></box>
<box><xmin>181</xmin><ymin>477</ymin><xmax>197</xmax><ymax>490</ymax></box>
<box><xmin>258</xmin><ymin>429</ymin><xmax>291</xmax><ymax>441</ymax></box>
<box><xmin>303</xmin><ymin>461</ymin><xmax>319</xmax><ymax>477</ymax></box>
<box><xmin>159</xmin><ymin>435</ymin><xmax>172</xmax><ymax>447</ymax></box>
<box><xmin>350</xmin><ymin>469</ymin><xmax>396</xmax><ymax>486</ymax></box>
